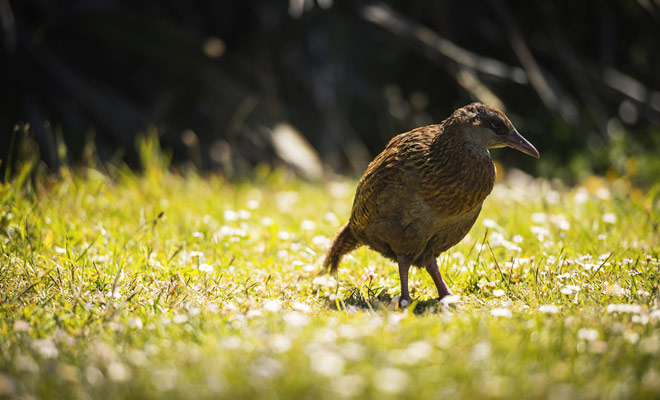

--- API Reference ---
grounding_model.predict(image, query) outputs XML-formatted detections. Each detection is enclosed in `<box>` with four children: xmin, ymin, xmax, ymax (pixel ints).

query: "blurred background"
<box><xmin>1</xmin><ymin>0</ymin><xmax>659</xmax><ymax>184</ymax></box>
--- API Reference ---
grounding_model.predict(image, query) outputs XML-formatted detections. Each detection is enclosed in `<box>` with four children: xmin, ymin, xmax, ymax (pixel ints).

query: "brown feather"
<box><xmin>324</xmin><ymin>221</ymin><xmax>360</xmax><ymax>272</ymax></box>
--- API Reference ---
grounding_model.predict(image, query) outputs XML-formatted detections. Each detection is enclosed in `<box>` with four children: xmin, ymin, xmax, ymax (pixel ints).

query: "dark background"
<box><xmin>2</xmin><ymin>0</ymin><xmax>659</xmax><ymax>184</ymax></box>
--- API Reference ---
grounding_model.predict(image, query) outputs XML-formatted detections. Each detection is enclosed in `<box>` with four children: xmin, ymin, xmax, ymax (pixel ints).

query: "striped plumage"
<box><xmin>324</xmin><ymin>103</ymin><xmax>539</xmax><ymax>306</ymax></box>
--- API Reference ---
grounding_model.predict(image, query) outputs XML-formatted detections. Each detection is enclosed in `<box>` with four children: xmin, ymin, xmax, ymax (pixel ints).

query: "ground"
<box><xmin>1</xmin><ymin>161</ymin><xmax>659</xmax><ymax>399</ymax></box>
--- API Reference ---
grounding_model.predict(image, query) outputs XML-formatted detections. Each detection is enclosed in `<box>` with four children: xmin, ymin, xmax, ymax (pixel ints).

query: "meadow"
<box><xmin>1</xmin><ymin>154</ymin><xmax>659</xmax><ymax>399</ymax></box>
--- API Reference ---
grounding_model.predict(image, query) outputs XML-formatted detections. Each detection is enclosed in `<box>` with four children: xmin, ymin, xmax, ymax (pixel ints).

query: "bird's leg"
<box><xmin>397</xmin><ymin>256</ymin><xmax>413</xmax><ymax>307</ymax></box>
<box><xmin>426</xmin><ymin>259</ymin><xmax>452</xmax><ymax>300</ymax></box>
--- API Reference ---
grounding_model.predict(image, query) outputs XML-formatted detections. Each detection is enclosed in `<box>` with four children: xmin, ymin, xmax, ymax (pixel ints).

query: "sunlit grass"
<box><xmin>1</xmin><ymin>161</ymin><xmax>659</xmax><ymax>399</ymax></box>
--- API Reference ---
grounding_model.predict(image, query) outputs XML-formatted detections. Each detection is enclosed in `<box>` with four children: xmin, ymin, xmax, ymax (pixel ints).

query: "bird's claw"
<box><xmin>398</xmin><ymin>296</ymin><xmax>413</xmax><ymax>308</ymax></box>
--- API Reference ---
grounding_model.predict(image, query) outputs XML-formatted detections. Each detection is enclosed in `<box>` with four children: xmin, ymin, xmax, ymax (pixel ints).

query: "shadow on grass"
<box><xmin>324</xmin><ymin>284</ymin><xmax>450</xmax><ymax>314</ymax></box>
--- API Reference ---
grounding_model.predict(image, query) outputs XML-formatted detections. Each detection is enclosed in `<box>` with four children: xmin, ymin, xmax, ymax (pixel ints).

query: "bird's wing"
<box><xmin>350</xmin><ymin>128</ymin><xmax>435</xmax><ymax>233</ymax></box>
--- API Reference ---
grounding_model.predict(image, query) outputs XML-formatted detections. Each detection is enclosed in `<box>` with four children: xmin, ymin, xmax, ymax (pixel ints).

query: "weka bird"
<box><xmin>324</xmin><ymin>102</ymin><xmax>539</xmax><ymax>306</ymax></box>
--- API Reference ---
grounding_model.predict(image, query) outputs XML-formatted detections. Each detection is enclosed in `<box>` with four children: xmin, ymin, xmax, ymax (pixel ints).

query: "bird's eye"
<box><xmin>490</xmin><ymin>120</ymin><xmax>504</xmax><ymax>133</ymax></box>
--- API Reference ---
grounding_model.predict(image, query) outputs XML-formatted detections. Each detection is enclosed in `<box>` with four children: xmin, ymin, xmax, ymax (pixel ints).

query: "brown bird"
<box><xmin>324</xmin><ymin>102</ymin><xmax>539</xmax><ymax>307</ymax></box>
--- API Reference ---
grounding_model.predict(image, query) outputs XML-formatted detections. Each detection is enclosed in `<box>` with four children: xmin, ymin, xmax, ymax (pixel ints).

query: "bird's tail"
<box><xmin>323</xmin><ymin>221</ymin><xmax>360</xmax><ymax>273</ymax></box>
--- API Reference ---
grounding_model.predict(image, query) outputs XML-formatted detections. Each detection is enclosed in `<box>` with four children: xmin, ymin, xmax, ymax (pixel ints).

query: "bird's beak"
<box><xmin>501</xmin><ymin>129</ymin><xmax>540</xmax><ymax>158</ymax></box>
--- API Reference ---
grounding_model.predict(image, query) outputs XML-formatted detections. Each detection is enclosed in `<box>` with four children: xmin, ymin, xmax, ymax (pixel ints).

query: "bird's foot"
<box><xmin>398</xmin><ymin>295</ymin><xmax>413</xmax><ymax>309</ymax></box>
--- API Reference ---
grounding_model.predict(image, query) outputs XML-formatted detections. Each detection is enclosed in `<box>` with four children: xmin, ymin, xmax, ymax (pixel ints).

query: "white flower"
<box><xmin>373</xmin><ymin>367</ymin><xmax>409</xmax><ymax>394</ymax></box>
<box><xmin>276</xmin><ymin>191</ymin><xmax>299</xmax><ymax>211</ymax></box>
<box><xmin>107</xmin><ymin>288</ymin><xmax>122</xmax><ymax>300</ymax></box>
<box><xmin>216</xmin><ymin>226</ymin><xmax>246</xmax><ymax>239</ymax></box>
<box><xmin>32</xmin><ymin>338</ymin><xmax>58</xmax><ymax>359</ymax></box>
<box><xmin>574</xmin><ymin>188</ymin><xmax>589</xmax><ymax>204</ymax></box>
<box><xmin>602</xmin><ymin>213</ymin><xmax>617</xmax><ymax>224</ymax></box>
<box><xmin>301</xmin><ymin>220</ymin><xmax>317</xmax><ymax>231</ymax></box>
<box><xmin>578</xmin><ymin>328</ymin><xmax>599</xmax><ymax>341</ymax></box>
<box><xmin>223</xmin><ymin>210</ymin><xmax>238</xmax><ymax>221</ymax></box>
<box><xmin>402</xmin><ymin>341</ymin><xmax>433</xmax><ymax>364</ymax></box>
<box><xmin>252</xmin><ymin>357</ymin><xmax>283</xmax><ymax>380</ymax></box>
<box><xmin>549</xmin><ymin>214</ymin><xmax>570</xmax><ymax>230</ymax></box>
<box><xmin>332</xmin><ymin>374</ymin><xmax>366</xmax><ymax>398</ymax></box>
<box><xmin>310</xmin><ymin>350</ymin><xmax>345</xmax><ymax>377</ymax></box>
<box><xmin>640</xmin><ymin>335</ymin><xmax>660</xmax><ymax>354</ymax></box>
<box><xmin>172</xmin><ymin>314</ymin><xmax>188</xmax><ymax>324</ymax></box>
<box><xmin>604</xmin><ymin>283</ymin><xmax>627</xmax><ymax>296</ymax></box>
<box><xmin>337</xmin><ymin>324</ymin><xmax>363</xmax><ymax>340</ymax></box>
<box><xmin>493</xmin><ymin>289</ymin><xmax>506</xmax><ymax>297</ymax></box>
<box><xmin>85</xmin><ymin>366</ymin><xmax>104</xmax><ymax>386</ymax></box>
<box><xmin>128</xmin><ymin>317</ymin><xmax>143</xmax><ymax>329</ymax></box>
<box><xmin>107</xmin><ymin>361</ymin><xmax>130</xmax><ymax>382</ymax></box>
<box><xmin>14</xmin><ymin>320</ymin><xmax>31</xmax><ymax>332</ymax></box>
<box><xmin>311</xmin><ymin>237</ymin><xmax>330</xmax><ymax>250</ymax></box>
<box><xmin>539</xmin><ymin>305</ymin><xmax>560</xmax><ymax>314</ymax></box>
<box><xmin>312</xmin><ymin>275</ymin><xmax>337</xmax><ymax>288</ymax></box>
<box><xmin>152</xmin><ymin>368</ymin><xmax>178</xmax><ymax>391</ymax></box>
<box><xmin>127</xmin><ymin>349</ymin><xmax>147</xmax><ymax>367</ymax></box>
<box><xmin>440</xmin><ymin>294</ymin><xmax>461</xmax><ymax>305</ymax></box>
<box><xmin>246</xmin><ymin>199</ymin><xmax>260</xmax><ymax>210</ymax></box>
<box><xmin>482</xmin><ymin>219</ymin><xmax>498</xmax><ymax>229</ymax></box>
<box><xmin>471</xmin><ymin>342</ymin><xmax>491</xmax><ymax>361</ymax></box>
<box><xmin>263</xmin><ymin>299</ymin><xmax>282</xmax><ymax>312</ymax></box>
<box><xmin>624</xmin><ymin>330</ymin><xmax>640</xmax><ymax>344</ymax></box>
<box><xmin>530</xmin><ymin>226</ymin><xmax>551</xmax><ymax>241</ymax></box>
<box><xmin>269</xmin><ymin>335</ymin><xmax>291</xmax><ymax>353</ymax></box>
<box><xmin>490</xmin><ymin>308</ymin><xmax>512</xmax><ymax>318</ymax></box>
<box><xmin>488</xmin><ymin>232</ymin><xmax>520</xmax><ymax>251</ymax></box>
<box><xmin>531</xmin><ymin>212</ymin><xmax>547</xmax><ymax>224</ymax></box>
<box><xmin>292</xmin><ymin>302</ymin><xmax>312</xmax><ymax>313</ymax></box>
<box><xmin>341</xmin><ymin>342</ymin><xmax>366</xmax><ymax>361</ymax></box>
<box><xmin>221</xmin><ymin>336</ymin><xmax>242</xmax><ymax>349</ymax></box>
<box><xmin>388</xmin><ymin>313</ymin><xmax>405</xmax><ymax>326</ymax></box>
<box><xmin>283</xmin><ymin>311</ymin><xmax>309</xmax><ymax>328</ymax></box>
<box><xmin>327</xmin><ymin>182</ymin><xmax>350</xmax><ymax>198</ymax></box>
<box><xmin>198</xmin><ymin>263</ymin><xmax>213</xmax><ymax>273</ymax></box>
<box><xmin>596</xmin><ymin>188</ymin><xmax>611</xmax><ymax>201</ymax></box>
<box><xmin>606</xmin><ymin>304</ymin><xmax>642</xmax><ymax>314</ymax></box>
<box><xmin>261</xmin><ymin>217</ymin><xmax>274</xmax><ymax>226</ymax></box>
<box><xmin>560</xmin><ymin>285</ymin><xmax>580</xmax><ymax>295</ymax></box>
<box><xmin>589</xmin><ymin>341</ymin><xmax>608</xmax><ymax>354</ymax></box>
<box><xmin>324</xmin><ymin>212</ymin><xmax>339</xmax><ymax>225</ymax></box>
<box><xmin>545</xmin><ymin>190</ymin><xmax>560</xmax><ymax>204</ymax></box>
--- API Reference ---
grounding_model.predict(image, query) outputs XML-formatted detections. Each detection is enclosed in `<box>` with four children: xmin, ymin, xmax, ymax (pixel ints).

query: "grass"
<box><xmin>1</xmin><ymin>157</ymin><xmax>659</xmax><ymax>399</ymax></box>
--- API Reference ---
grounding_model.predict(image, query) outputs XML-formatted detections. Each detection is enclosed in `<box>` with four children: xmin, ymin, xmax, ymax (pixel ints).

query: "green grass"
<box><xmin>1</xmin><ymin>160</ymin><xmax>660</xmax><ymax>399</ymax></box>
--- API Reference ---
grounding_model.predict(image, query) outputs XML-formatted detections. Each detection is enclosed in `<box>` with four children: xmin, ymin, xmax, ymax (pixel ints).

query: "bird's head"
<box><xmin>450</xmin><ymin>102</ymin><xmax>540</xmax><ymax>158</ymax></box>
